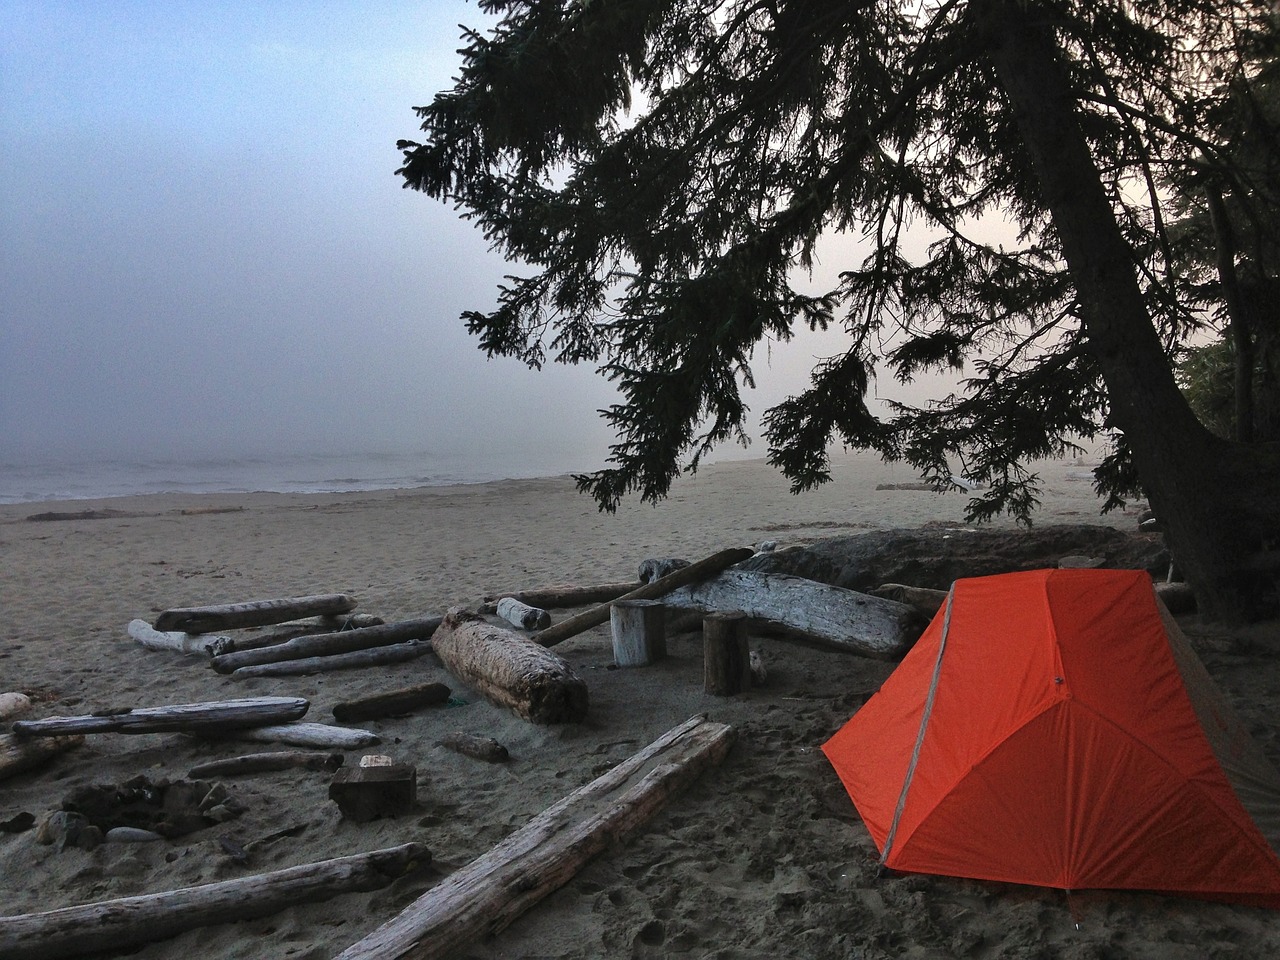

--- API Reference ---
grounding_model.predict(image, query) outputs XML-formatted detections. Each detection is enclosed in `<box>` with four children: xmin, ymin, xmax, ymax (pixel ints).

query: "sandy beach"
<box><xmin>3</xmin><ymin>451</ymin><xmax>1279</xmax><ymax>959</ymax></box>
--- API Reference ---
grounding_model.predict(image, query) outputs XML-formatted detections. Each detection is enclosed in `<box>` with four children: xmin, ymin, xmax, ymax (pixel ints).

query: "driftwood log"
<box><xmin>229</xmin><ymin>641</ymin><xmax>430</xmax><ymax>679</ymax></box>
<box><xmin>0</xmin><ymin>692</ymin><xmax>33</xmax><ymax>722</ymax></box>
<box><xmin>334</xmin><ymin>715</ymin><xmax>734</xmax><ymax>960</ymax></box>
<box><xmin>127</xmin><ymin>619</ymin><xmax>228</xmax><ymax>656</ymax></box>
<box><xmin>868</xmin><ymin>583</ymin><xmax>950</xmax><ymax>618</ymax></box>
<box><xmin>211</xmin><ymin>617</ymin><xmax>441</xmax><ymax>674</ymax></box>
<box><xmin>703</xmin><ymin>612</ymin><xmax>750</xmax><ymax>696</ymax></box>
<box><xmin>610</xmin><ymin>600</ymin><xmax>666</xmax><ymax>667</ymax></box>
<box><xmin>495</xmin><ymin>597</ymin><xmax>551</xmax><ymax>630</ymax></box>
<box><xmin>437</xmin><ymin>732</ymin><xmax>510</xmax><ymax>763</ymax></box>
<box><xmin>11</xmin><ymin>697</ymin><xmax>309</xmax><ymax>737</ymax></box>
<box><xmin>432</xmin><ymin>610</ymin><xmax>588</xmax><ymax>724</ymax></box>
<box><xmin>534</xmin><ymin>547</ymin><xmax>755</xmax><ymax>648</ymax></box>
<box><xmin>0</xmin><ymin>734</ymin><xmax>83</xmax><ymax>783</ymax></box>
<box><xmin>333</xmin><ymin>683</ymin><xmax>452</xmax><ymax>723</ymax></box>
<box><xmin>481</xmin><ymin>582</ymin><xmax>639</xmax><ymax>612</ymax></box>
<box><xmin>208</xmin><ymin>722</ymin><xmax>381</xmax><ymax>750</ymax></box>
<box><xmin>187</xmin><ymin>752</ymin><xmax>345</xmax><ymax>778</ymax></box>
<box><xmin>0</xmin><ymin>842</ymin><xmax>430</xmax><ymax>960</ymax></box>
<box><xmin>663</xmin><ymin>569</ymin><xmax>925</xmax><ymax>659</ymax></box>
<box><xmin>154</xmin><ymin>594</ymin><xmax>358</xmax><ymax>634</ymax></box>
<box><xmin>206</xmin><ymin>613</ymin><xmax>386</xmax><ymax>656</ymax></box>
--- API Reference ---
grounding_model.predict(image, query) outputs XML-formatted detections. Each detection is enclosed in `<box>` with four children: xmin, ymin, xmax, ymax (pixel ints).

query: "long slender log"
<box><xmin>0</xmin><ymin>692</ymin><xmax>33</xmax><ymax>722</ymax></box>
<box><xmin>333</xmin><ymin>683</ymin><xmax>452</xmax><ymax>723</ymax></box>
<box><xmin>662</xmin><ymin>569</ymin><xmax>925</xmax><ymax>659</ymax></box>
<box><xmin>11</xmin><ymin>697</ymin><xmax>310</xmax><ymax>738</ymax></box>
<box><xmin>229</xmin><ymin>641</ymin><xmax>430</xmax><ymax>679</ymax></box>
<box><xmin>534</xmin><ymin>547</ymin><xmax>755</xmax><ymax>648</ymax></box>
<box><xmin>433</xmin><ymin>611</ymin><xmax>588</xmax><ymax>724</ymax></box>
<box><xmin>207</xmin><ymin>614</ymin><xmax>386</xmax><ymax>656</ymax></box>
<box><xmin>0</xmin><ymin>734</ymin><xmax>83</xmax><ymax>783</ymax></box>
<box><xmin>211</xmin><ymin>617</ymin><xmax>441</xmax><ymax>674</ymax></box>
<box><xmin>335</xmin><ymin>715</ymin><xmax>734</xmax><ymax>960</ymax></box>
<box><xmin>154</xmin><ymin>594</ymin><xmax>358</xmax><ymax>634</ymax></box>
<box><xmin>207</xmin><ymin>722</ymin><xmax>381</xmax><ymax>749</ymax></box>
<box><xmin>187</xmin><ymin>752</ymin><xmax>344</xmax><ymax>779</ymax></box>
<box><xmin>481</xmin><ymin>582</ymin><xmax>640</xmax><ymax>612</ymax></box>
<box><xmin>867</xmin><ymin>583</ymin><xmax>950</xmax><ymax>619</ymax></box>
<box><xmin>127</xmin><ymin>619</ymin><xmax>227</xmax><ymax>656</ymax></box>
<box><xmin>0</xmin><ymin>842</ymin><xmax>431</xmax><ymax>960</ymax></box>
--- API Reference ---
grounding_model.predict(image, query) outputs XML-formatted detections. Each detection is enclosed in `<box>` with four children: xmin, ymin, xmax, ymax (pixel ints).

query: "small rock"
<box><xmin>106</xmin><ymin>826</ymin><xmax>164</xmax><ymax>843</ymax></box>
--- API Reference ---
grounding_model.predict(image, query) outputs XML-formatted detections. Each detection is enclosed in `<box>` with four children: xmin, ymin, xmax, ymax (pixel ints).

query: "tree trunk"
<box><xmin>981</xmin><ymin>0</ymin><xmax>1280</xmax><ymax>621</ymax></box>
<box><xmin>12</xmin><ymin>697</ymin><xmax>310</xmax><ymax>737</ymax></box>
<box><xmin>228</xmin><ymin>641</ymin><xmax>430</xmax><ymax>679</ymax></box>
<box><xmin>211</xmin><ymin>617</ymin><xmax>441</xmax><ymax>673</ymax></box>
<box><xmin>154</xmin><ymin>594</ymin><xmax>358</xmax><ymax>633</ymax></box>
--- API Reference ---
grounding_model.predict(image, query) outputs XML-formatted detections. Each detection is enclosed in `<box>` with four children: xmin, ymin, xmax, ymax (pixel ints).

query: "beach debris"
<box><xmin>228</xmin><ymin>640</ymin><xmax>430</xmax><ymax>679</ymax></box>
<box><xmin>24</xmin><ymin>508</ymin><xmax>138</xmax><ymax>522</ymax></box>
<box><xmin>209</xmin><ymin>721</ymin><xmax>381</xmax><ymax>749</ymax></box>
<box><xmin>703</xmin><ymin>612</ymin><xmax>751</xmax><ymax>696</ymax></box>
<box><xmin>328</xmin><ymin>755</ymin><xmax>418</xmax><ymax>822</ymax></box>
<box><xmin>638</xmin><ymin>557</ymin><xmax>690</xmax><ymax>583</ymax></box>
<box><xmin>0</xmin><ymin>692</ymin><xmax>33</xmax><ymax>723</ymax></box>
<box><xmin>432</xmin><ymin>609</ymin><xmax>589</xmax><ymax>725</ymax></box>
<box><xmin>154</xmin><ymin>593</ymin><xmax>358</xmax><ymax>634</ymax></box>
<box><xmin>534</xmin><ymin>547</ymin><xmax>756</xmax><ymax>648</ymax></box>
<box><xmin>187</xmin><ymin>751</ymin><xmax>345</xmax><ymax>779</ymax></box>
<box><xmin>754</xmin><ymin>540</ymin><xmax>778</xmax><ymax>553</ymax></box>
<box><xmin>127</xmin><ymin>618</ymin><xmax>228</xmax><ymax>656</ymax></box>
<box><xmin>11</xmin><ymin>696</ymin><xmax>310</xmax><ymax>738</ymax></box>
<box><xmin>609</xmin><ymin>599</ymin><xmax>666</xmax><ymax>667</ymax></box>
<box><xmin>333</xmin><ymin>683</ymin><xmax>452</xmax><ymax>723</ymax></box>
<box><xmin>0</xmin><ymin>842</ymin><xmax>431</xmax><ymax>960</ymax></box>
<box><xmin>868</xmin><ymin>583</ymin><xmax>950</xmax><ymax>618</ymax></box>
<box><xmin>495</xmin><ymin>597</ymin><xmax>552</xmax><ymax>630</ymax></box>
<box><xmin>0</xmin><ymin>733</ymin><xmax>83</xmax><ymax>783</ymax></box>
<box><xmin>332</xmin><ymin>714</ymin><xmax>733</xmax><ymax>960</ymax></box>
<box><xmin>437</xmin><ymin>732</ymin><xmax>510</xmax><ymax>763</ymax></box>
<box><xmin>480</xmin><ymin>581</ymin><xmax>640</xmax><ymax>613</ymax></box>
<box><xmin>210</xmin><ymin>616</ymin><xmax>441</xmax><ymax>674</ymax></box>
<box><xmin>35</xmin><ymin>811</ymin><xmax>101</xmax><ymax>851</ymax></box>
<box><xmin>663</xmin><ymin>569</ymin><xmax>926</xmax><ymax>659</ymax></box>
<box><xmin>55</xmin><ymin>775</ymin><xmax>246</xmax><ymax>840</ymax></box>
<box><xmin>105</xmin><ymin>826</ymin><xmax>164</xmax><ymax>843</ymax></box>
<box><xmin>204</xmin><ymin>612</ymin><xmax>386</xmax><ymax>656</ymax></box>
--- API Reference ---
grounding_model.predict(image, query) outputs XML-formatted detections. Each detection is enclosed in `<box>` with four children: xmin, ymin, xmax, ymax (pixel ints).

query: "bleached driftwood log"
<box><xmin>205</xmin><ymin>613</ymin><xmax>385</xmax><ymax>656</ymax></box>
<box><xmin>228</xmin><ymin>641</ymin><xmax>429</xmax><ymax>679</ymax></box>
<box><xmin>495</xmin><ymin>597</ymin><xmax>551</xmax><ymax>630</ymax></box>
<box><xmin>534</xmin><ymin>547</ymin><xmax>756</xmax><ymax>648</ymax></box>
<box><xmin>868</xmin><ymin>583</ymin><xmax>950</xmax><ymax>618</ymax></box>
<box><xmin>480</xmin><ymin>582</ymin><xmax>639</xmax><ymax>612</ymax></box>
<box><xmin>210</xmin><ymin>617</ymin><xmax>441</xmax><ymax>674</ymax></box>
<box><xmin>127</xmin><ymin>619</ymin><xmax>228</xmax><ymax>656</ymax></box>
<box><xmin>334</xmin><ymin>715</ymin><xmax>734</xmax><ymax>960</ymax></box>
<box><xmin>663</xmin><ymin>569</ymin><xmax>925</xmax><ymax>659</ymax></box>
<box><xmin>432</xmin><ymin>610</ymin><xmax>588</xmax><ymax>724</ymax></box>
<box><xmin>11</xmin><ymin>697</ymin><xmax>309</xmax><ymax>737</ymax></box>
<box><xmin>154</xmin><ymin>593</ymin><xmax>358</xmax><ymax>633</ymax></box>
<box><xmin>0</xmin><ymin>842</ymin><xmax>430</xmax><ymax>960</ymax></box>
<box><xmin>208</xmin><ymin>722</ymin><xmax>381</xmax><ymax>749</ymax></box>
<box><xmin>333</xmin><ymin>683</ymin><xmax>452</xmax><ymax>723</ymax></box>
<box><xmin>0</xmin><ymin>734</ymin><xmax>83</xmax><ymax>783</ymax></box>
<box><xmin>610</xmin><ymin>599</ymin><xmax>666</xmax><ymax>667</ymax></box>
<box><xmin>187</xmin><ymin>751</ymin><xmax>344</xmax><ymax>779</ymax></box>
<box><xmin>703</xmin><ymin>612</ymin><xmax>750</xmax><ymax>696</ymax></box>
<box><xmin>0</xmin><ymin>692</ymin><xmax>33</xmax><ymax>722</ymax></box>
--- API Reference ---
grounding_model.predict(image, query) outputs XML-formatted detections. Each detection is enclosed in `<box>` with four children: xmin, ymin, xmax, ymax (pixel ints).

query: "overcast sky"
<box><xmin>1</xmin><ymin>1</ymin><xmax>925</xmax><ymax>471</ymax></box>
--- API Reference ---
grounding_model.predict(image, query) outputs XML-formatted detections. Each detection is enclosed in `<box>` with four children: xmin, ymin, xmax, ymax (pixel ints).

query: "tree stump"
<box><xmin>610</xmin><ymin>600</ymin><xmax>667</xmax><ymax>667</ymax></box>
<box><xmin>703</xmin><ymin>612</ymin><xmax>750</xmax><ymax>696</ymax></box>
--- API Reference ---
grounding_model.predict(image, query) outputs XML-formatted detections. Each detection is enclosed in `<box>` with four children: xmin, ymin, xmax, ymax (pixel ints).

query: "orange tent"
<box><xmin>823</xmin><ymin>568</ymin><xmax>1280</xmax><ymax>907</ymax></box>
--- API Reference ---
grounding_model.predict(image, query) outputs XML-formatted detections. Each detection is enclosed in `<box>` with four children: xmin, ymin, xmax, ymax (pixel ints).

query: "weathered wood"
<box><xmin>610</xmin><ymin>600</ymin><xmax>667</xmax><ymax>667</ymax></box>
<box><xmin>334</xmin><ymin>715</ymin><xmax>734</xmax><ymax>960</ymax></box>
<box><xmin>229</xmin><ymin>641</ymin><xmax>430</xmax><ymax>679</ymax></box>
<box><xmin>154</xmin><ymin>593</ymin><xmax>358</xmax><ymax>634</ymax></box>
<box><xmin>663</xmin><ymin>568</ymin><xmax>925</xmax><ymax>659</ymax></box>
<box><xmin>0</xmin><ymin>692</ymin><xmax>33</xmax><ymax>722</ymax></box>
<box><xmin>127</xmin><ymin>619</ymin><xmax>227</xmax><ymax>656</ymax></box>
<box><xmin>868</xmin><ymin>583</ymin><xmax>950</xmax><ymax>618</ymax></box>
<box><xmin>495</xmin><ymin>597</ymin><xmax>552</xmax><ymax>630</ymax></box>
<box><xmin>187</xmin><ymin>751</ymin><xmax>344</xmax><ymax>779</ymax></box>
<box><xmin>0</xmin><ymin>842</ymin><xmax>430</xmax><ymax>960</ymax></box>
<box><xmin>1155</xmin><ymin>580</ymin><xmax>1197</xmax><ymax>614</ymax></box>
<box><xmin>206</xmin><ymin>613</ymin><xmax>386</xmax><ymax>656</ymax></box>
<box><xmin>11</xmin><ymin>697</ymin><xmax>310</xmax><ymax>737</ymax></box>
<box><xmin>534</xmin><ymin>547</ymin><xmax>756</xmax><ymax>648</ymax></box>
<box><xmin>481</xmin><ymin>582</ymin><xmax>640</xmax><ymax>612</ymax></box>
<box><xmin>437</xmin><ymin>732</ymin><xmax>510</xmax><ymax>763</ymax></box>
<box><xmin>211</xmin><ymin>617</ymin><xmax>441</xmax><ymax>673</ymax></box>
<box><xmin>432</xmin><ymin>610</ymin><xmax>588</xmax><ymax>724</ymax></box>
<box><xmin>208</xmin><ymin>722</ymin><xmax>380</xmax><ymax>749</ymax></box>
<box><xmin>0</xmin><ymin>734</ymin><xmax>83</xmax><ymax>783</ymax></box>
<box><xmin>333</xmin><ymin>683</ymin><xmax>452</xmax><ymax>723</ymax></box>
<box><xmin>703</xmin><ymin>612</ymin><xmax>750</xmax><ymax>696</ymax></box>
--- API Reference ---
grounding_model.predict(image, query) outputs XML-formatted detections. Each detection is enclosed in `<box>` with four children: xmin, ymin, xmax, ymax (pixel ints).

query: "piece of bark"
<box><xmin>154</xmin><ymin>594</ymin><xmax>358</xmax><ymax>634</ymax></box>
<box><xmin>0</xmin><ymin>842</ymin><xmax>430</xmax><ymax>960</ymax></box>
<box><xmin>211</xmin><ymin>617</ymin><xmax>441</xmax><ymax>674</ymax></box>
<box><xmin>534</xmin><ymin>547</ymin><xmax>756</xmax><ymax>648</ymax></box>
<box><xmin>229</xmin><ymin>641</ymin><xmax>430</xmax><ymax>679</ymax></box>
<box><xmin>334</xmin><ymin>715</ymin><xmax>734</xmax><ymax>960</ymax></box>
<box><xmin>495</xmin><ymin>597</ymin><xmax>552</xmax><ymax>630</ymax></box>
<box><xmin>432</xmin><ymin>610</ymin><xmax>588</xmax><ymax>724</ymax></box>
<box><xmin>11</xmin><ymin>697</ymin><xmax>310</xmax><ymax>738</ymax></box>
<box><xmin>210</xmin><ymin>722</ymin><xmax>381</xmax><ymax>749</ymax></box>
<box><xmin>333</xmin><ymin>683</ymin><xmax>452</xmax><ymax>723</ymax></box>
<box><xmin>187</xmin><ymin>752</ymin><xmax>345</xmax><ymax>779</ymax></box>
<box><xmin>127</xmin><ymin>619</ymin><xmax>227</xmax><ymax>656</ymax></box>
<box><xmin>437</xmin><ymin>732</ymin><xmax>509</xmax><ymax>763</ymax></box>
<box><xmin>0</xmin><ymin>692</ymin><xmax>33</xmax><ymax>722</ymax></box>
<box><xmin>206</xmin><ymin>613</ymin><xmax>386</xmax><ymax>656</ymax></box>
<box><xmin>867</xmin><ymin>583</ymin><xmax>950</xmax><ymax>618</ymax></box>
<box><xmin>0</xmin><ymin>734</ymin><xmax>83</xmax><ymax>783</ymax></box>
<box><xmin>703</xmin><ymin>612</ymin><xmax>750</xmax><ymax>696</ymax></box>
<box><xmin>663</xmin><ymin>569</ymin><xmax>925</xmax><ymax>659</ymax></box>
<box><xmin>610</xmin><ymin>600</ymin><xmax>667</xmax><ymax>667</ymax></box>
<box><xmin>480</xmin><ymin>582</ymin><xmax>640</xmax><ymax>612</ymax></box>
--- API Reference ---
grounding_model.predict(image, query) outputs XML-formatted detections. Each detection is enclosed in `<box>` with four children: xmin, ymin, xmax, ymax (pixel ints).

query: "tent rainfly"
<box><xmin>823</xmin><ymin>568</ymin><xmax>1280</xmax><ymax>908</ymax></box>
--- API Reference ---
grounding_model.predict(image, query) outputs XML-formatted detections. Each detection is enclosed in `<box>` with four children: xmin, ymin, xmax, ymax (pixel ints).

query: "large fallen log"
<box><xmin>0</xmin><ymin>734</ymin><xmax>83</xmax><ymax>783</ymax></box>
<box><xmin>432</xmin><ymin>610</ymin><xmax>588</xmax><ymax>724</ymax></box>
<box><xmin>11</xmin><ymin>697</ymin><xmax>310</xmax><ymax>737</ymax></box>
<box><xmin>187</xmin><ymin>751</ymin><xmax>344</xmax><ymax>779</ymax></box>
<box><xmin>335</xmin><ymin>715</ymin><xmax>734</xmax><ymax>960</ymax></box>
<box><xmin>127</xmin><ymin>619</ymin><xmax>227</xmax><ymax>656</ymax></box>
<box><xmin>228</xmin><ymin>641</ymin><xmax>430</xmax><ymax>679</ymax></box>
<box><xmin>154</xmin><ymin>594</ymin><xmax>358</xmax><ymax>634</ymax></box>
<box><xmin>205</xmin><ymin>722</ymin><xmax>381</xmax><ymax>749</ymax></box>
<box><xmin>662</xmin><ymin>569</ymin><xmax>926</xmax><ymax>659</ymax></box>
<box><xmin>534</xmin><ymin>547</ymin><xmax>755</xmax><ymax>648</ymax></box>
<box><xmin>206</xmin><ymin>613</ymin><xmax>386</xmax><ymax>656</ymax></box>
<box><xmin>333</xmin><ymin>683</ymin><xmax>452</xmax><ymax>723</ymax></box>
<box><xmin>480</xmin><ymin>582</ymin><xmax>640</xmax><ymax>612</ymax></box>
<box><xmin>0</xmin><ymin>842</ymin><xmax>430</xmax><ymax>960</ymax></box>
<box><xmin>210</xmin><ymin>617</ymin><xmax>441</xmax><ymax>674</ymax></box>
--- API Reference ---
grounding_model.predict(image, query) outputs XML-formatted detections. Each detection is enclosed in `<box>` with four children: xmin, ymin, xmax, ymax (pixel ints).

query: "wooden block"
<box><xmin>703</xmin><ymin>612</ymin><xmax>750</xmax><ymax>696</ymax></box>
<box><xmin>610</xmin><ymin>599</ymin><xmax>667</xmax><ymax>667</ymax></box>
<box><xmin>328</xmin><ymin>762</ymin><xmax>417</xmax><ymax>822</ymax></box>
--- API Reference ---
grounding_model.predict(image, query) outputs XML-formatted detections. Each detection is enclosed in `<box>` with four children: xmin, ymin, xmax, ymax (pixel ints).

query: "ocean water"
<box><xmin>0</xmin><ymin>447</ymin><xmax>610</xmax><ymax>505</ymax></box>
